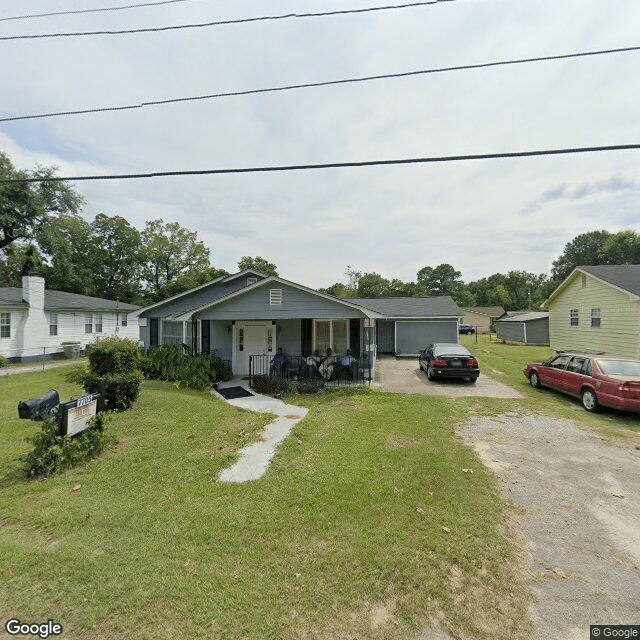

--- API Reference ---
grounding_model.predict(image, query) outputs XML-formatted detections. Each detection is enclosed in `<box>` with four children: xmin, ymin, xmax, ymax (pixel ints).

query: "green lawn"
<box><xmin>0</xmin><ymin>370</ymin><xmax>530</xmax><ymax>640</ymax></box>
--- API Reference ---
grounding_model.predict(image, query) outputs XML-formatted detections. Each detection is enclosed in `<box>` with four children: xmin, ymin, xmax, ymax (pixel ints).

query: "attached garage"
<box><xmin>352</xmin><ymin>297</ymin><xmax>462</xmax><ymax>356</ymax></box>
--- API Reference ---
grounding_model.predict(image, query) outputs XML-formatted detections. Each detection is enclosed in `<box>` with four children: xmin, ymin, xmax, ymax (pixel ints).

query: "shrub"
<box><xmin>0</xmin><ymin>354</ymin><xmax>7</xmax><ymax>368</ymax></box>
<box><xmin>140</xmin><ymin>346</ymin><xmax>231</xmax><ymax>390</ymax></box>
<box><xmin>22</xmin><ymin>413</ymin><xmax>116</xmax><ymax>478</ymax></box>
<box><xmin>88</xmin><ymin>336</ymin><xmax>140</xmax><ymax>375</ymax></box>
<box><xmin>70</xmin><ymin>336</ymin><xmax>144</xmax><ymax>411</ymax></box>
<box><xmin>80</xmin><ymin>370</ymin><xmax>145</xmax><ymax>412</ymax></box>
<box><xmin>250</xmin><ymin>375</ymin><xmax>289</xmax><ymax>397</ymax></box>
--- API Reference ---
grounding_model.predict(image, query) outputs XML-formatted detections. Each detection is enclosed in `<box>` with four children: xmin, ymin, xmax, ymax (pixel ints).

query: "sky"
<box><xmin>1</xmin><ymin>0</ymin><xmax>639</xmax><ymax>289</ymax></box>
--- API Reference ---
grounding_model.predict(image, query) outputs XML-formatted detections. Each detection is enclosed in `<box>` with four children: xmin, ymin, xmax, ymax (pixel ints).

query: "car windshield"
<box><xmin>596</xmin><ymin>359</ymin><xmax>640</xmax><ymax>376</ymax></box>
<box><xmin>434</xmin><ymin>344</ymin><xmax>470</xmax><ymax>356</ymax></box>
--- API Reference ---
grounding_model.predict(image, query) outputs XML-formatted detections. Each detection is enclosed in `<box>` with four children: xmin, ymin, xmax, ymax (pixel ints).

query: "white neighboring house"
<box><xmin>0</xmin><ymin>276</ymin><xmax>140</xmax><ymax>361</ymax></box>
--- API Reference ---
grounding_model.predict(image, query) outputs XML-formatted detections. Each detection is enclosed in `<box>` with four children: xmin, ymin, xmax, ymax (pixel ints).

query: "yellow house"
<box><xmin>546</xmin><ymin>265</ymin><xmax>640</xmax><ymax>358</ymax></box>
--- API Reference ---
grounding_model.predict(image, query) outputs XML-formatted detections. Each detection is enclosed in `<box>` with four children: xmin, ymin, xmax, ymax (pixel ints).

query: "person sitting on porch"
<box><xmin>338</xmin><ymin>348</ymin><xmax>358</xmax><ymax>380</ymax></box>
<box><xmin>319</xmin><ymin>348</ymin><xmax>336</xmax><ymax>380</ymax></box>
<box><xmin>301</xmin><ymin>350</ymin><xmax>320</xmax><ymax>378</ymax></box>
<box><xmin>269</xmin><ymin>347</ymin><xmax>287</xmax><ymax>378</ymax></box>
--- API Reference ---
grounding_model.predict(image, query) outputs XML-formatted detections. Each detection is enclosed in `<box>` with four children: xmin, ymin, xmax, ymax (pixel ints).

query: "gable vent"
<box><xmin>270</xmin><ymin>289</ymin><xmax>283</xmax><ymax>305</ymax></box>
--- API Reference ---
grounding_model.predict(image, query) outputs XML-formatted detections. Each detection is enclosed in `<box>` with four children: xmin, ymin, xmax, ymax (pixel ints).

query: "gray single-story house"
<box><xmin>0</xmin><ymin>276</ymin><xmax>140</xmax><ymax>362</ymax></box>
<box><xmin>496</xmin><ymin>311</ymin><xmax>549</xmax><ymax>345</ymax></box>
<box><xmin>133</xmin><ymin>270</ymin><xmax>462</xmax><ymax>375</ymax></box>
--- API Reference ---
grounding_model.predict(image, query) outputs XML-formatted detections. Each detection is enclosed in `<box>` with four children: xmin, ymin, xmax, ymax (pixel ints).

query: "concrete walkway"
<box><xmin>213</xmin><ymin>380</ymin><xmax>308</xmax><ymax>483</ymax></box>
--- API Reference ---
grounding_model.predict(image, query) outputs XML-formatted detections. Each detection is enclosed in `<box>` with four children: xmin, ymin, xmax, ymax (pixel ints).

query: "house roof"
<box><xmin>547</xmin><ymin>264</ymin><xmax>640</xmax><ymax>304</ymax></box>
<box><xmin>463</xmin><ymin>306</ymin><xmax>506</xmax><ymax>317</ymax></box>
<box><xmin>0</xmin><ymin>287</ymin><xmax>139</xmax><ymax>312</ymax></box>
<box><xmin>497</xmin><ymin>311</ymin><xmax>549</xmax><ymax>323</ymax></box>
<box><xmin>349</xmin><ymin>296</ymin><xmax>462</xmax><ymax>318</ymax></box>
<box><xmin>132</xmin><ymin>270</ymin><xmax>267</xmax><ymax>317</ymax></box>
<box><xmin>173</xmin><ymin>276</ymin><xmax>386</xmax><ymax>321</ymax></box>
<box><xmin>579</xmin><ymin>265</ymin><xmax>640</xmax><ymax>297</ymax></box>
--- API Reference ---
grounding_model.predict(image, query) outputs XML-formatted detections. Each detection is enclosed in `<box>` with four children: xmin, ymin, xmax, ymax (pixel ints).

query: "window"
<box><xmin>85</xmin><ymin>314</ymin><xmax>93</xmax><ymax>333</ymax></box>
<box><xmin>313</xmin><ymin>319</ymin><xmax>349</xmax><ymax>354</ymax></box>
<box><xmin>0</xmin><ymin>313</ymin><xmax>10</xmax><ymax>338</ymax></box>
<box><xmin>581</xmin><ymin>274</ymin><xmax>587</xmax><ymax>288</ymax></box>
<box><xmin>550</xmin><ymin>355</ymin><xmax>571</xmax><ymax>370</ymax></box>
<box><xmin>247</xmin><ymin>277</ymin><xmax>258</xmax><ymax>286</ymax></box>
<box><xmin>270</xmin><ymin>289</ymin><xmax>283</xmax><ymax>305</ymax></box>
<box><xmin>162</xmin><ymin>321</ymin><xmax>183</xmax><ymax>346</ymax></box>
<box><xmin>569</xmin><ymin>309</ymin><xmax>579</xmax><ymax>327</ymax></box>
<box><xmin>49</xmin><ymin>312</ymin><xmax>58</xmax><ymax>336</ymax></box>
<box><xmin>95</xmin><ymin>313</ymin><xmax>103</xmax><ymax>333</ymax></box>
<box><xmin>590</xmin><ymin>308</ymin><xmax>602</xmax><ymax>328</ymax></box>
<box><xmin>121</xmin><ymin>313</ymin><xmax>128</xmax><ymax>327</ymax></box>
<box><xmin>567</xmin><ymin>357</ymin><xmax>585</xmax><ymax>373</ymax></box>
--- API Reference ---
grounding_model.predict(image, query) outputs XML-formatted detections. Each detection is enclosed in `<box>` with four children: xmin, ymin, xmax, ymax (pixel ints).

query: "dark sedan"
<box><xmin>458</xmin><ymin>324</ymin><xmax>476</xmax><ymax>335</ymax></box>
<box><xmin>419</xmin><ymin>343</ymin><xmax>480</xmax><ymax>383</ymax></box>
<box><xmin>524</xmin><ymin>352</ymin><xmax>640</xmax><ymax>413</ymax></box>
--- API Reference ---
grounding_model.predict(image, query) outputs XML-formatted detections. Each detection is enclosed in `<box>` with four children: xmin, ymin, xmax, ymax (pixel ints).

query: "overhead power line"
<box><xmin>0</xmin><ymin>0</ymin><xmax>196</xmax><ymax>22</ymax></box>
<box><xmin>1</xmin><ymin>45</ymin><xmax>636</xmax><ymax>123</ymax></box>
<box><xmin>0</xmin><ymin>1</ymin><xmax>456</xmax><ymax>40</ymax></box>
<box><xmin>2</xmin><ymin>144</ymin><xmax>638</xmax><ymax>183</ymax></box>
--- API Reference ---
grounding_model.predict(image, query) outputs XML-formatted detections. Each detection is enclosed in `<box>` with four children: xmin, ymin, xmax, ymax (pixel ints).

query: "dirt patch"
<box><xmin>456</xmin><ymin>412</ymin><xmax>640</xmax><ymax>640</ymax></box>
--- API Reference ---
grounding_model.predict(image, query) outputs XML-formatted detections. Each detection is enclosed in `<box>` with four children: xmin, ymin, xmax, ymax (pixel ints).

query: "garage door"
<box><xmin>395</xmin><ymin>321</ymin><xmax>457</xmax><ymax>355</ymax></box>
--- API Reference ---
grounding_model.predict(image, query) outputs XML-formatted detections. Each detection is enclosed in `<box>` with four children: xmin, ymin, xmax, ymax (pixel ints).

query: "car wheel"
<box><xmin>529</xmin><ymin>371</ymin><xmax>541</xmax><ymax>389</ymax></box>
<box><xmin>427</xmin><ymin>365</ymin><xmax>435</xmax><ymax>381</ymax></box>
<box><xmin>581</xmin><ymin>388</ymin><xmax>599</xmax><ymax>413</ymax></box>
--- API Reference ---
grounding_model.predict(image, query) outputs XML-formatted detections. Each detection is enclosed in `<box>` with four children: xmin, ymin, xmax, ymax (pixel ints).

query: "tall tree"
<box><xmin>0</xmin><ymin>151</ymin><xmax>84</xmax><ymax>251</ymax></box>
<box><xmin>551</xmin><ymin>230</ymin><xmax>612</xmax><ymax>281</ymax></box>
<box><xmin>603</xmin><ymin>230</ymin><xmax>640</xmax><ymax>264</ymax></box>
<box><xmin>0</xmin><ymin>242</ymin><xmax>46</xmax><ymax>286</ymax></box>
<box><xmin>141</xmin><ymin>220</ymin><xmax>211</xmax><ymax>299</ymax></box>
<box><xmin>416</xmin><ymin>264</ymin><xmax>465</xmax><ymax>297</ymax></box>
<box><xmin>237</xmin><ymin>256</ymin><xmax>278</xmax><ymax>277</ymax></box>
<box><xmin>89</xmin><ymin>214</ymin><xmax>143</xmax><ymax>302</ymax></box>
<box><xmin>37</xmin><ymin>214</ymin><xmax>95</xmax><ymax>295</ymax></box>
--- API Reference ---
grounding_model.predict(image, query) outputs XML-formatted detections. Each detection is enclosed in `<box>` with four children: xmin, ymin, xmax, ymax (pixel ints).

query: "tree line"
<box><xmin>0</xmin><ymin>151</ymin><xmax>277</xmax><ymax>304</ymax></box>
<box><xmin>1</xmin><ymin>151</ymin><xmax>638</xmax><ymax>309</ymax></box>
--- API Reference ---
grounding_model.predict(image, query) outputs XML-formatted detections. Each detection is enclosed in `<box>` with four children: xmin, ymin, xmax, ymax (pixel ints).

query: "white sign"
<box><xmin>64</xmin><ymin>395</ymin><xmax>98</xmax><ymax>436</ymax></box>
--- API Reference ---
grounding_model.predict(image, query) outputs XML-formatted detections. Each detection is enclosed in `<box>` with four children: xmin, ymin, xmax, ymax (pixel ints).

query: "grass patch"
<box><xmin>0</xmin><ymin>374</ymin><xmax>529</xmax><ymax>639</ymax></box>
<box><xmin>462</xmin><ymin>334</ymin><xmax>640</xmax><ymax>440</ymax></box>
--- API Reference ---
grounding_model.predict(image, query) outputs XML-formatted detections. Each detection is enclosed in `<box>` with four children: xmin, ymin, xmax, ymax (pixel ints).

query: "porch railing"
<box><xmin>249</xmin><ymin>353</ymin><xmax>371</xmax><ymax>387</ymax></box>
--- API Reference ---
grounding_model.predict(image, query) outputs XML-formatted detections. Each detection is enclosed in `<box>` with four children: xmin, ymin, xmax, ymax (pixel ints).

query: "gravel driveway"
<box><xmin>457</xmin><ymin>413</ymin><xmax>640</xmax><ymax>640</ymax></box>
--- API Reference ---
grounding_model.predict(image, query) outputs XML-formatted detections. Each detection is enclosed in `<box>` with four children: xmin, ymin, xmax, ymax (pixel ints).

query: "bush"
<box><xmin>68</xmin><ymin>336</ymin><xmax>144</xmax><ymax>411</ymax></box>
<box><xmin>250</xmin><ymin>375</ymin><xmax>289</xmax><ymax>397</ymax></box>
<box><xmin>140</xmin><ymin>346</ymin><xmax>231</xmax><ymax>390</ymax></box>
<box><xmin>80</xmin><ymin>370</ymin><xmax>145</xmax><ymax>412</ymax></box>
<box><xmin>0</xmin><ymin>354</ymin><xmax>7</xmax><ymax>368</ymax></box>
<box><xmin>88</xmin><ymin>336</ymin><xmax>140</xmax><ymax>375</ymax></box>
<box><xmin>22</xmin><ymin>413</ymin><xmax>116</xmax><ymax>478</ymax></box>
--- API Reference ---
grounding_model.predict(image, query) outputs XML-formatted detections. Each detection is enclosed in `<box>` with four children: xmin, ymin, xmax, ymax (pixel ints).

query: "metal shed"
<box><xmin>496</xmin><ymin>311</ymin><xmax>549</xmax><ymax>345</ymax></box>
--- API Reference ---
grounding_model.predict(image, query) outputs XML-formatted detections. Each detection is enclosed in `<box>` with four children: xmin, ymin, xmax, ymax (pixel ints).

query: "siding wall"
<box><xmin>462</xmin><ymin>311</ymin><xmax>492</xmax><ymax>333</ymax></box>
<box><xmin>549</xmin><ymin>273</ymin><xmax>640</xmax><ymax>357</ymax></box>
<box><xmin>496</xmin><ymin>318</ymin><xmax>549</xmax><ymax>344</ymax></box>
<box><xmin>196</xmin><ymin>283</ymin><xmax>366</xmax><ymax>321</ymax></box>
<box><xmin>0</xmin><ymin>307</ymin><xmax>139</xmax><ymax>360</ymax></box>
<box><xmin>496</xmin><ymin>321</ymin><xmax>525</xmax><ymax>343</ymax></box>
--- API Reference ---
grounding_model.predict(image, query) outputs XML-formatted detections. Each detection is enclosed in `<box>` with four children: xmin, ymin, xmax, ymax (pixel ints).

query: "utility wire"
<box><xmin>0</xmin><ymin>1</ymin><xmax>456</xmax><ymax>40</ymax></box>
<box><xmin>2</xmin><ymin>144</ymin><xmax>638</xmax><ymax>183</ymax></box>
<box><xmin>0</xmin><ymin>0</ymin><xmax>196</xmax><ymax>22</ymax></box>
<box><xmin>1</xmin><ymin>45</ymin><xmax>636</xmax><ymax>123</ymax></box>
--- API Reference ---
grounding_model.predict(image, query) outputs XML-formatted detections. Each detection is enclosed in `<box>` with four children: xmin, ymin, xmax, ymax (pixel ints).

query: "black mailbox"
<box><xmin>18</xmin><ymin>390</ymin><xmax>60</xmax><ymax>421</ymax></box>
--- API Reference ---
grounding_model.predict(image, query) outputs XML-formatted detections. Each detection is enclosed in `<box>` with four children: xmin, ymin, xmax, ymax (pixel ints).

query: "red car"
<box><xmin>523</xmin><ymin>352</ymin><xmax>640</xmax><ymax>413</ymax></box>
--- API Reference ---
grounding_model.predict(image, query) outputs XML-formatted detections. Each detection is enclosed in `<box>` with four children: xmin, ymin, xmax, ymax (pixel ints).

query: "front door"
<box><xmin>235</xmin><ymin>323</ymin><xmax>273</xmax><ymax>375</ymax></box>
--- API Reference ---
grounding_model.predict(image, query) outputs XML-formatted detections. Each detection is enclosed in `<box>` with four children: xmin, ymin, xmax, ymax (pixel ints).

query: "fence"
<box><xmin>249</xmin><ymin>353</ymin><xmax>371</xmax><ymax>387</ymax></box>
